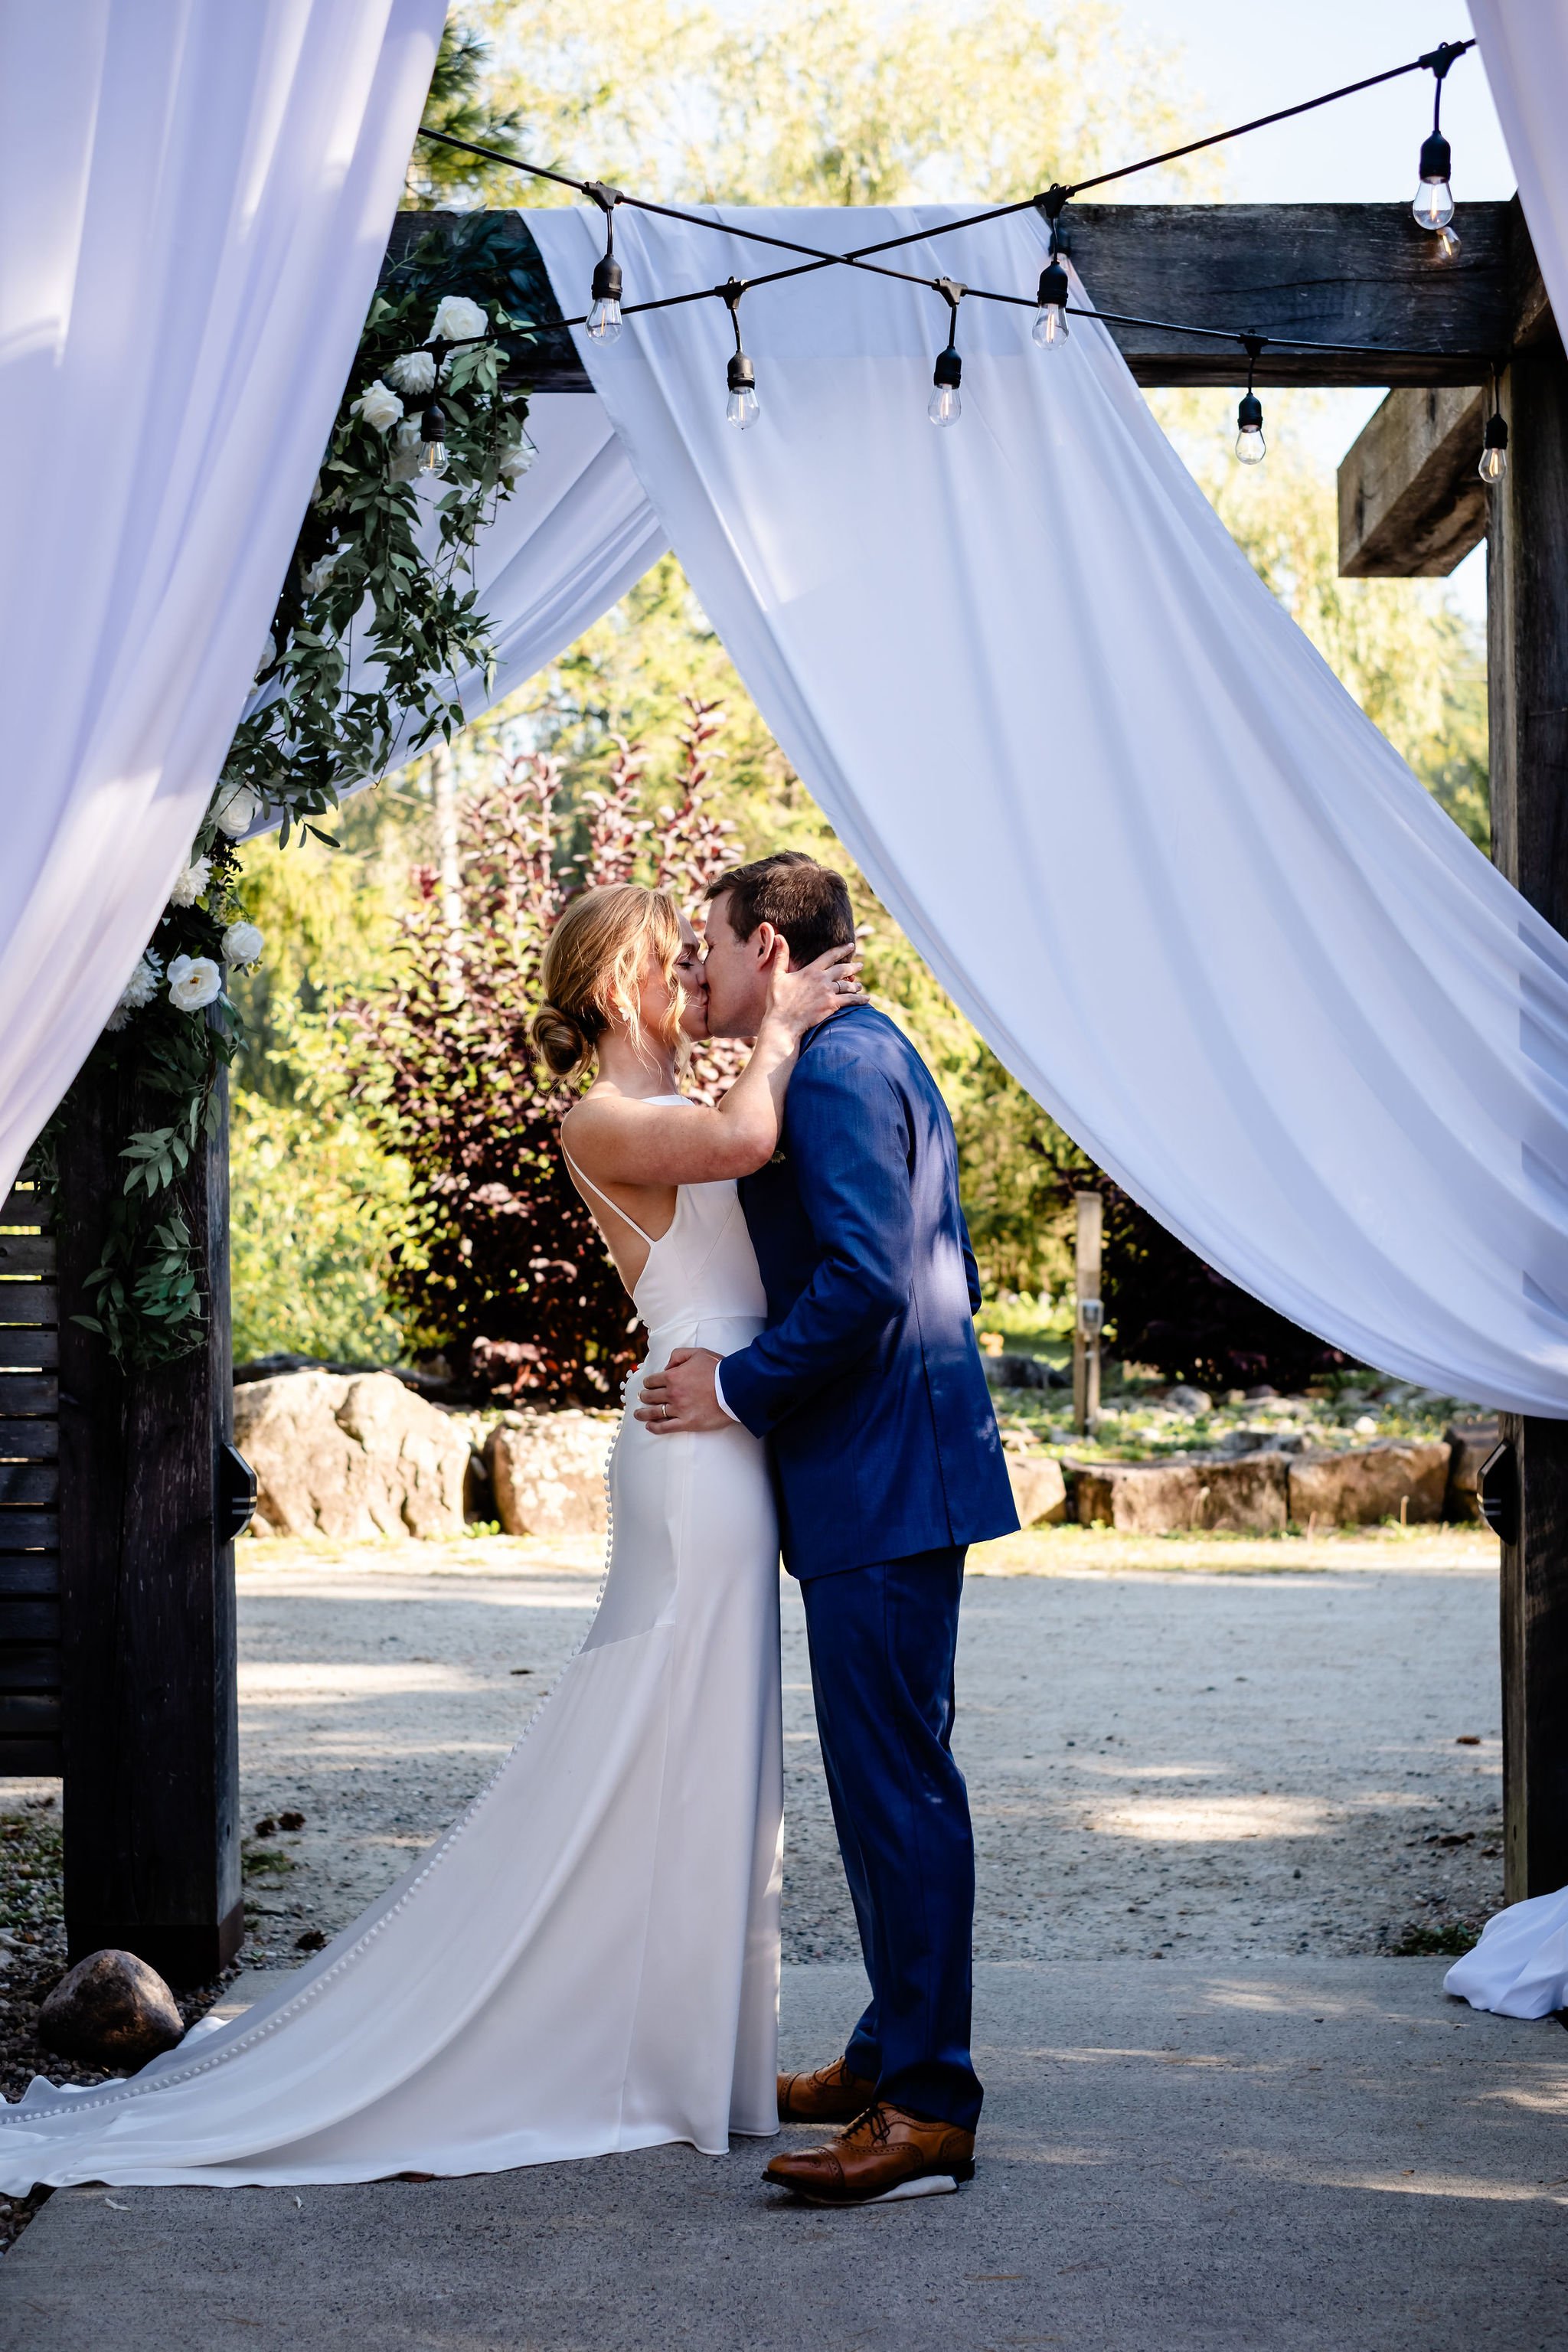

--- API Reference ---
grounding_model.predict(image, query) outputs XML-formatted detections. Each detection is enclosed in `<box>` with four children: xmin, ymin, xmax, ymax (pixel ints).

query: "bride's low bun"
<box><xmin>531</xmin><ymin>999</ymin><xmax>594</xmax><ymax>1080</ymax></box>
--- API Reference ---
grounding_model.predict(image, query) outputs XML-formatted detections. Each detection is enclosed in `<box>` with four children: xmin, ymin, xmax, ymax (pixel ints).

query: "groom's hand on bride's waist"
<box><xmin>635</xmin><ymin>1348</ymin><xmax>730</xmax><ymax>1433</ymax></box>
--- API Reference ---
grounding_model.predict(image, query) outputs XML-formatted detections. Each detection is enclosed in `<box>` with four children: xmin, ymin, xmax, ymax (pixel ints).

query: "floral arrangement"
<box><xmin>72</xmin><ymin>217</ymin><xmax>541</xmax><ymax>1366</ymax></box>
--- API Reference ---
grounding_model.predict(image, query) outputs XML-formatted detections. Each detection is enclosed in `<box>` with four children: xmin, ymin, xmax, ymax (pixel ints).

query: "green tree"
<box><xmin>404</xmin><ymin>17</ymin><xmax>530</xmax><ymax>210</ymax></box>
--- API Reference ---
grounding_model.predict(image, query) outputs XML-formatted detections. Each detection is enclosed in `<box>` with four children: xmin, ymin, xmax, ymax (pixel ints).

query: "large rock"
<box><xmin>1073</xmin><ymin>1452</ymin><xmax>1289</xmax><ymax>1535</ymax></box>
<box><xmin>1288</xmin><ymin>1440</ymin><xmax>1450</xmax><ymax>1529</ymax></box>
<box><xmin>488</xmin><ymin>1410</ymin><xmax>618</xmax><ymax>1538</ymax></box>
<box><xmin>38</xmin><ymin>1949</ymin><xmax>185</xmax><ymax>2070</ymax></box>
<box><xmin>233</xmin><ymin>1370</ymin><xmax>470</xmax><ymax>1540</ymax></box>
<box><xmin>1006</xmin><ymin>1452</ymin><xmax>1068</xmax><ymax>1527</ymax></box>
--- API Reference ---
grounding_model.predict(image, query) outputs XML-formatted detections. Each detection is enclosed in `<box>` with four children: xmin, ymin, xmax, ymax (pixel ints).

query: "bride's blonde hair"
<box><xmin>531</xmin><ymin>884</ymin><xmax>688</xmax><ymax>1081</ymax></box>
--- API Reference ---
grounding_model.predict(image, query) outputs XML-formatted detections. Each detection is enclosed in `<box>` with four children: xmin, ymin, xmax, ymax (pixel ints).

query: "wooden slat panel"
<box><xmin>0</xmin><ymin>1374</ymin><xmax>59</xmax><ymax>1410</ymax></box>
<box><xmin>0</xmin><ymin>1187</ymin><xmax>54</xmax><ymax>1230</ymax></box>
<box><xmin>0</xmin><ymin>1514</ymin><xmax>57</xmax><ymax>1551</ymax></box>
<box><xmin>0</xmin><ymin>1601</ymin><xmax>60</xmax><ymax>1643</ymax></box>
<box><xmin>0</xmin><ymin>1646</ymin><xmax>60</xmax><ymax>1692</ymax></box>
<box><xmin>0</xmin><ymin>1694</ymin><xmax>60</xmax><ymax>1739</ymax></box>
<box><xmin>0</xmin><ymin>1464</ymin><xmax>57</xmax><ymax>1507</ymax></box>
<box><xmin>0</xmin><ymin>1285</ymin><xmax>57</xmax><ymax>1325</ymax></box>
<box><xmin>0</xmin><ymin>1557</ymin><xmax>60</xmax><ymax>1596</ymax></box>
<box><xmin>0</xmin><ymin>1237</ymin><xmax>56</xmax><ymax>1278</ymax></box>
<box><xmin>0</xmin><ymin>1421</ymin><xmax>58</xmax><ymax>1460</ymax></box>
<box><xmin>0</xmin><ymin>1738</ymin><xmax>63</xmax><ymax>1775</ymax></box>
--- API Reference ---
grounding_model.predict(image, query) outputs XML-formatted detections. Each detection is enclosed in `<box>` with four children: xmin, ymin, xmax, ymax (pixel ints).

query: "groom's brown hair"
<box><xmin>705</xmin><ymin>852</ymin><xmax>854</xmax><ymax>969</ymax></box>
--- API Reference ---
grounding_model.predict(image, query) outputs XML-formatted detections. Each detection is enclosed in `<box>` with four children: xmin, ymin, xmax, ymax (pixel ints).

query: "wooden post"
<box><xmin>0</xmin><ymin>1180</ymin><xmax>63</xmax><ymax>1774</ymax></box>
<box><xmin>1073</xmin><ymin>1191</ymin><xmax>1103</xmax><ymax>1439</ymax></box>
<box><xmin>1486</xmin><ymin>318</ymin><xmax>1568</xmax><ymax>1902</ymax></box>
<box><xmin>55</xmin><ymin>1048</ymin><xmax>242</xmax><ymax>1983</ymax></box>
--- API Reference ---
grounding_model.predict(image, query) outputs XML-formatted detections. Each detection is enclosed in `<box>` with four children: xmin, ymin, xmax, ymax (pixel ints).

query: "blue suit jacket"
<box><xmin>720</xmin><ymin>1004</ymin><xmax>1019</xmax><ymax>1579</ymax></box>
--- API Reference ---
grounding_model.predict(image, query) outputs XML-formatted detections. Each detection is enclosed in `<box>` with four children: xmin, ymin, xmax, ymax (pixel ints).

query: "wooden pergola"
<box><xmin>2</xmin><ymin>195</ymin><xmax>1561</xmax><ymax>1978</ymax></box>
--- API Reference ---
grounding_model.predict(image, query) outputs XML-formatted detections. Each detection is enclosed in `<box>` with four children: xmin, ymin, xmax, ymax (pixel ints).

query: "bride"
<box><xmin>0</xmin><ymin>881</ymin><xmax>858</xmax><ymax>2191</ymax></box>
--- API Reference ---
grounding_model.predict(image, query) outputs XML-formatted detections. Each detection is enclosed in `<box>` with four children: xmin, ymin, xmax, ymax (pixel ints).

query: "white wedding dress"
<box><xmin>0</xmin><ymin>1119</ymin><xmax>783</xmax><ymax>2190</ymax></box>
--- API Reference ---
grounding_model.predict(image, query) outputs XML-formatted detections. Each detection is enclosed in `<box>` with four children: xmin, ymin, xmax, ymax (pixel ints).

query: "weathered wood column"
<box><xmin>55</xmin><ymin>1053</ymin><xmax>242</xmax><ymax>1982</ymax></box>
<box><xmin>1486</xmin><ymin>312</ymin><xmax>1568</xmax><ymax>1903</ymax></box>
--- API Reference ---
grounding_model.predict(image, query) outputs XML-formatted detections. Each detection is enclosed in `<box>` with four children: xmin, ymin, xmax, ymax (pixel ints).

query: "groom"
<box><xmin>638</xmin><ymin>851</ymin><xmax>1018</xmax><ymax>2205</ymax></box>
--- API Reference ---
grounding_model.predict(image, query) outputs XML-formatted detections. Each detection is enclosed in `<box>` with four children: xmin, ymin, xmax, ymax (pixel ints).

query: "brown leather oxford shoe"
<box><xmin>776</xmin><ymin>2055</ymin><xmax>877</xmax><ymax>2124</ymax></box>
<box><xmin>764</xmin><ymin>2101</ymin><xmax>976</xmax><ymax>2204</ymax></box>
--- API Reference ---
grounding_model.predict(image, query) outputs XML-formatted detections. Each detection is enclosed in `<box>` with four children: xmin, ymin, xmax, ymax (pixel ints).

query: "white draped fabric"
<box><xmin>1471</xmin><ymin>2</ymin><xmax>1568</xmax><ymax>340</ymax></box>
<box><xmin>497</xmin><ymin>201</ymin><xmax>1568</xmax><ymax>1416</ymax></box>
<box><xmin>1444</xmin><ymin>1884</ymin><xmax>1568</xmax><ymax>2020</ymax></box>
<box><xmin>0</xmin><ymin>0</ymin><xmax>445</xmax><ymax>1201</ymax></box>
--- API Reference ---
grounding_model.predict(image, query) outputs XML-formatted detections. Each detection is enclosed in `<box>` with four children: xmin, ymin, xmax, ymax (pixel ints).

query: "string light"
<box><xmin>1479</xmin><ymin>380</ymin><xmax>1508</xmax><ymax>485</ymax></box>
<box><xmin>721</xmin><ymin>280</ymin><xmax>760</xmax><ymax>428</ymax></box>
<box><xmin>1031</xmin><ymin>191</ymin><xmax>1070</xmax><ymax>351</ymax></box>
<box><xmin>1234</xmin><ymin>338</ymin><xmax>1266</xmax><ymax>466</ymax></box>
<box><xmin>1413</xmin><ymin>42</ymin><xmax>1464</xmax><ymax>255</ymax></box>
<box><xmin>418</xmin><ymin>397</ymin><xmax>449</xmax><ymax>477</ymax></box>
<box><xmin>928</xmin><ymin>279</ymin><xmax>964</xmax><ymax>426</ymax></box>
<box><xmin>586</xmin><ymin>183</ymin><xmax>623</xmax><ymax>344</ymax></box>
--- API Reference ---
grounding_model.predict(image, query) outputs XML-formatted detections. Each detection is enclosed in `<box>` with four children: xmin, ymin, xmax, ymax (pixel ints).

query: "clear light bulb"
<box><xmin>1478</xmin><ymin>441</ymin><xmax>1507</xmax><ymax>484</ymax></box>
<box><xmin>418</xmin><ymin>404</ymin><xmax>448</xmax><ymax>478</ymax></box>
<box><xmin>1031</xmin><ymin>303</ymin><xmax>1069</xmax><ymax>350</ymax></box>
<box><xmin>1433</xmin><ymin>223</ymin><xmax>1462</xmax><ymax>263</ymax></box>
<box><xmin>1413</xmin><ymin>175</ymin><xmax>1455</xmax><ymax>232</ymax></box>
<box><xmin>928</xmin><ymin>382</ymin><xmax>961</xmax><ymax>426</ymax></box>
<box><xmin>726</xmin><ymin>384</ymin><xmax>760</xmax><ymax>430</ymax></box>
<box><xmin>586</xmin><ymin>296</ymin><xmax>622</xmax><ymax>344</ymax></box>
<box><xmin>420</xmin><ymin>437</ymin><xmax>449</xmax><ymax>477</ymax></box>
<box><xmin>1235</xmin><ymin>424</ymin><xmax>1266</xmax><ymax>466</ymax></box>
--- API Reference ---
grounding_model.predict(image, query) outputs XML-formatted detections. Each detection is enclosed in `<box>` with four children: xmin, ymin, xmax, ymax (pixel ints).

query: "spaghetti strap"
<box><xmin>561</xmin><ymin>1148</ymin><xmax>657</xmax><ymax>1248</ymax></box>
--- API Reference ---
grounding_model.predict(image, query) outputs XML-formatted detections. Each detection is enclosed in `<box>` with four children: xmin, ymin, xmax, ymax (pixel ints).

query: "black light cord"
<box><xmin>413</xmin><ymin>35</ymin><xmax>1489</xmax><ymax>374</ymax></box>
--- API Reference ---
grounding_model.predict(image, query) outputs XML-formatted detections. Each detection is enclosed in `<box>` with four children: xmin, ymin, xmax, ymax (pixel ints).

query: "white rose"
<box><xmin>351</xmin><ymin>378</ymin><xmax>404</xmax><ymax>435</ymax></box>
<box><xmin>388</xmin><ymin>418</ymin><xmax>423</xmax><ymax>485</ymax></box>
<box><xmin>431</xmin><ymin>293</ymin><xmax>487</xmax><ymax>346</ymax></box>
<box><xmin>499</xmin><ymin>431</ymin><xmax>537</xmax><ymax>483</ymax></box>
<box><xmin>221</xmin><ymin>921</ymin><xmax>265</xmax><ymax>968</ymax></box>
<box><xmin>106</xmin><ymin>951</ymin><xmax>164</xmax><ymax>1030</ymax></box>
<box><xmin>167</xmin><ymin>955</ymin><xmax>223</xmax><ymax>1014</ymax></box>
<box><xmin>211</xmin><ymin>780</ymin><xmax>262</xmax><ymax>838</ymax></box>
<box><xmin>254</xmin><ymin>632</ymin><xmax>276</xmax><ymax>679</ymax></box>
<box><xmin>302</xmin><ymin>549</ymin><xmax>341</xmax><ymax>597</ymax></box>
<box><xmin>168</xmin><ymin>856</ymin><xmax>212</xmax><ymax>908</ymax></box>
<box><xmin>387</xmin><ymin>349</ymin><xmax>437</xmax><ymax>397</ymax></box>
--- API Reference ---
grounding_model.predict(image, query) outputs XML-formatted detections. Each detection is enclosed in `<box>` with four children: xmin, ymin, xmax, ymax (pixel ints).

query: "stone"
<box><xmin>38</xmin><ymin>1949</ymin><xmax>185</xmax><ymax>2071</ymax></box>
<box><xmin>1007</xmin><ymin>1452</ymin><xmax>1068</xmax><ymax>1527</ymax></box>
<box><xmin>1073</xmin><ymin>1452</ymin><xmax>1289</xmax><ymax>1535</ymax></box>
<box><xmin>1165</xmin><ymin>1385</ymin><xmax>1212</xmax><ymax>1416</ymax></box>
<box><xmin>488</xmin><ymin>1410</ymin><xmax>618</xmax><ymax>1538</ymax></box>
<box><xmin>1288</xmin><ymin>1440</ymin><xmax>1451</xmax><ymax>1529</ymax></box>
<box><xmin>232</xmin><ymin>1370</ymin><xmax>471</xmax><ymax>1540</ymax></box>
<box><xmin>1442</xmin><ymin>1422</ymin><xmax>1501</xmax><ymax>1524</ymax></box>
<box><xmin>985</xmin><ymin>1354</ymin><xmax>1065</xmax><ymax>1391</ymax></box>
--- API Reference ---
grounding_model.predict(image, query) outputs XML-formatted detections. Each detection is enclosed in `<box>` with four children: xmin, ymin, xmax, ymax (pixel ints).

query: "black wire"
<box><xmin>413</xmin><ymin>35</ymin><xmax>1488</xmax><ymax>370</ymax></box>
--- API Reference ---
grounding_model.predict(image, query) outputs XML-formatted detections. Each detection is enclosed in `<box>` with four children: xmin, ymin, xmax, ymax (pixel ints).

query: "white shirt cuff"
<box><xmin>713</xmin><ymin>1364</ymin><xmax>740</xmax><ymax>1423</ymax></box>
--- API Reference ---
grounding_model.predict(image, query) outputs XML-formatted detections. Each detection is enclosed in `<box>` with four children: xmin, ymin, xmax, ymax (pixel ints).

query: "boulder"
<box><xmin>38</xmin><ymin>1949</ymin><xmax>185</xmax><ymax>2070</ymax></box>
<box><xmin>1443</xmin><ymin>1422</ymin><xmax>1501</xmax><ymax>1524</ymax></box>
<box><xmin>1006</xmin><ymin>1452</ymin><xmax>1068</xmax><ymax>1527</ymax></box>
<box><xmin>985</xmin><ymin>1353</ymin><xmax>1065</xmax><ymax>1391</ymax></box>
<box><xmin>233</xmin><ymin>1370</ymin><xmax>470</xmax><ymax>1540</ymax></box>
<box><xmin>1165</xmin><ymin>1386</ymin><xmax>1212</xmax><ymax>1416</ymax></box>
<box><xmin>488</xmin><ymin>1410</ymin><xmax>618</xmax><ymax>1538</ymax></box>
<box><xmin>1288</xmin><ymin>1440</ymin><xmax>1450</xmax><ymax>1528</ymax></box>
<box><xmin>1073</xmin><ymin>1452</ymin><xmax>1289</xmax><ymax>1535</ymax></box>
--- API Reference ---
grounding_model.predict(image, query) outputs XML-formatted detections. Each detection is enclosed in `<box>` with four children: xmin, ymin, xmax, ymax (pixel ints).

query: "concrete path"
<box><xmin>3</xmin><ymin>1958</ymin><xmax>1566</xmax><ymax>2351</ymax></box>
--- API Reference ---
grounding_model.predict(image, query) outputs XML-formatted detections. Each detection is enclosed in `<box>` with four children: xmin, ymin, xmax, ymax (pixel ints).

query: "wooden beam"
<box><xmin>57</xmin><ymin>1051</ymin><xmax>241</xmax><ymax>1984</ymax></box>
<box><xmin>1485</xmin><ymin>279</ymin><xmax>1568</xmax><ymax>1902</ymax></box>
<box><xmin>1338</xmin><ymin>385</ymin><xmax>1488</xmax><ymax>577</ymax></box>
<box><xmin>389</xmin><ymin>201</ymin><xmax>1521</xmax><ymax>392</ymax></box>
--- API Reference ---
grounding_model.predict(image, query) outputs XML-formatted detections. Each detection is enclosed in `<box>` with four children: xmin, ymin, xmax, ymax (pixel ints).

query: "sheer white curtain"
<box><xmin>1471</xmin><ymin>2</ymin><xmax>1568</xmax><ymax>335</ymax></box>
<box><xmin>514</xmin><ymin>201</ymin><xmax>1568</xmax><ymax>1414</ymax></box>
<box><xmin>0</xmin><ymin>0</ymin><xmax>444</xmax><ymax>1199</ymax></box>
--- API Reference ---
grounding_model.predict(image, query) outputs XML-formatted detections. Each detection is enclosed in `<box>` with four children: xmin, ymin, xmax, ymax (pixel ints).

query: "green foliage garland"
<box><xmin>69</xmin><ymin>216</ymin><xmax>541</xmax><ymax>1367</ymax></box>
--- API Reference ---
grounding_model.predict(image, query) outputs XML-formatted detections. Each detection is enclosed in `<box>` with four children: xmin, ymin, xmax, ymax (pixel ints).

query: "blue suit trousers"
<box><xmin>799</xmin><ymin>1547</ymin><xmax>983</xmax><ymax>2132</ymax></box>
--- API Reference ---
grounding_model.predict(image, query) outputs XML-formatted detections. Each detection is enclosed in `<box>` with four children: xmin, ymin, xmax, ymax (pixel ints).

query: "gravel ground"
<box><xmin>211</xmin><ymin>1523</ymin><xmax>1504</xmax><ymax>1972</ymax></box>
